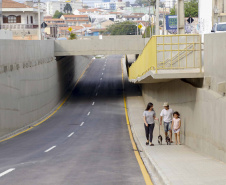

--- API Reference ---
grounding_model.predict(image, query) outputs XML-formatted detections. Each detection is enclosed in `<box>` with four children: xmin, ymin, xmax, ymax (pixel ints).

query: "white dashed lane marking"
<box><xmin>68</xmin><ymin>132</ymin><xmax>74</xmax><ymax>137</ymax></box>
<box><xmin>80</xmin><ymin>122</ymin><xmax>84</xmax><ymax>126</ymax></box>
<box><xmin>45</xmin><ymin>146</ymin><xmax>56</xmax><ymax>153</ymax></box>
<box><xmin>92</xmin><ymin>102</ymin><xmax>95</xmax><ymax>106</ymax></box>
<box><xmin>0</xmin><ymin>168</ymin><xmax>15</xmax><ymax>178</ymax></box>
<box><xmin>87</xmin><ymin>112</ymin><xmax>90</xmax><ymax>116</ymax></box>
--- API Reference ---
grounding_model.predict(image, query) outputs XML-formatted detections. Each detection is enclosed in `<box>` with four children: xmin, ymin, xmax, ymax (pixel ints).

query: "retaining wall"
<box><xmin>142</xmin><ymin>80</ymin><xmax>226</xmax><ymax>163</ymax></box>
<box><xmin>0</xmin><ymin>40</ymin><xmax>92</xmax><ymax>137</ymax></box>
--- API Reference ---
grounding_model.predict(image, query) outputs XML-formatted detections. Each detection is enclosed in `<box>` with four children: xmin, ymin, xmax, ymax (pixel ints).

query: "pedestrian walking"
<box><xmin>160</xmin><ymin>102</ymin><xmax>174</xmax><ymax>143</ymax></box>
<box><xmin>143</xmin><ymin>102</ymin><xmax>158</xmax><ymax>146</ymax></box>
<box><xmin>172</xmin><ymin>111</ymin><xmax>181</xmax><ymax>145</ymax></box>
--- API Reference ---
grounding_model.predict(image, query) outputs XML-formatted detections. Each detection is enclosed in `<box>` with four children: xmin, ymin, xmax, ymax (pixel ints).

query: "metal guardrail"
<box><xmin>129</xmin><ymin>34</ymin><xmax>202</xmax><ymax>80</ymax></box>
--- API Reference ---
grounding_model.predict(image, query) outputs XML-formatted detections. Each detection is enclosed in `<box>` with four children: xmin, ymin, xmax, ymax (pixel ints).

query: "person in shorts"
<box><xmin>160</xmin><ymin>102</ymin><xmax>174</xmax><ymax>143</ymax></box>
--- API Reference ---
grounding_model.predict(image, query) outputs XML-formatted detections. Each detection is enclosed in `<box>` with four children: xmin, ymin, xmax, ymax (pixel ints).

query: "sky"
<box><xmin>78</xmin><ymin>0</ymin><xmax>136</xmax><ymax>6</ymax></box>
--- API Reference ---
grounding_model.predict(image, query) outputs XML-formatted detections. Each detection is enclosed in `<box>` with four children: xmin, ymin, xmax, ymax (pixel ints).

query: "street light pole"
<box><xmin>163</xmin><ymin>3</ymin><xmax>165</xmax><ymax>35</ymax></box>
<box><xmin>177</xmin><ymin>0</ymin><xmax>185</xmax><ymax>34</ymax></box>
<box><xmin>155</xmin><ymin>0</ymin><xmax>160</xmax><ymax>35</ymax></box>
<box><xmin>149</xmin><ymin>0</ymin><xmax>151</xmax><ymax>37</ymax></box>
<box><xmin>38</xmin><ymin>0</ymin><xmax>41</xmax><ymax>40</ymax></box>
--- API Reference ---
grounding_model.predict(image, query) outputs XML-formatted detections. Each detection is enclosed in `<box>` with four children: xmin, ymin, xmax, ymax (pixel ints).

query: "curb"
<box><xmin>129</xmin><ymin>119</ymin><xmax>171</xmax><ymax>185</ymax></box>
<box><xmin>121</xmin><ymin>55</ymin><xmax>171</xmax><ymax>185</ymax></box>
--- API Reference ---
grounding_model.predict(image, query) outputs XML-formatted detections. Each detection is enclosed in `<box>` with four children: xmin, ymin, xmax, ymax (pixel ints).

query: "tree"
<box><xmin>143</xmin><ymin>26</ymin><xmax>150</xmax><ymax>38</ymax></box>
<box><xmin>185</xmin><ymin>0</ymin><xmax>198</xmax><ymax>17</ymax></box>
<box><xmin>69</xmin><ymin>33</ymin><xmax>77</xmax><ymax>40</ymax></box>
<box><xmin>53</xmin><ymin>10</ymin><xmax>63</xmax><ymax>18</ymax></box>
<box><xmin>106</xmin><ymin>21</ymin><xmax>137</xmax><ymax>35</ymax></box>
<box><xmin>64</xmin><ymin>3</ymin><xmax>72</xmax><ymax>14</ymax></box>
<box><xmin>170</xmin><ymin>0</ymin><xmax>198</xmax><ymax>17</ymax></box>
<box><xmin>135</xmin><ymin>0</ymin><xmax>156</xmax><ymax>7</ymax></box>
<box><xmin>170</xmin><ymin>6</ymin><xmax>176</xmax><ymax>15</ymax></box>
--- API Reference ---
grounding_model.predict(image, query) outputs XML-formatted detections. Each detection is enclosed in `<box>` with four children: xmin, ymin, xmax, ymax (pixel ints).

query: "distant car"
<box><xmin>56</xmin><ymin>37</ymin><xmax>67</xmax><ymax>40</ymax></box>
<box><xmin>211</xmin><ymin>22</ymin><xmax>226</xmax><ymax>33</ymax></box>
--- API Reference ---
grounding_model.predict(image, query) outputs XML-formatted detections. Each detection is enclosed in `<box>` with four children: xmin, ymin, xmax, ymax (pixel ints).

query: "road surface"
<box><xmin>0</xmin><ymin>55</ymin><xmax>145</xmax><ymax>185</ymax></box>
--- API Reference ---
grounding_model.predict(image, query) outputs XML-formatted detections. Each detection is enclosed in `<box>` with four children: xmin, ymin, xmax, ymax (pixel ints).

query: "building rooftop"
<box><xmin>2</xmin><ymin>0</ymin><xmax>31</xmax><ymax>8</ymax></box>
<box><xmin>44</xmin><ymin>18</ymin><xmax>65</xmax><ymax>22</ymax></box>
<box><xmin>62</xmin><ymin>15</ymin><xmax>89</xmax><ymax>18</ymax></box>
<box><xmin>78</xmin><ymin>8</ymin><xmax>103</xmax><ymax>13</ymax></box>
<box><xmin>123</xmin><ymin>15</ymin><xmax>143</xmax><ymax>18</ymax></box>
<box><xmin>109</xmin><ymin>12</ymin><xmax>123</xmax><ymax>14</ymax></box>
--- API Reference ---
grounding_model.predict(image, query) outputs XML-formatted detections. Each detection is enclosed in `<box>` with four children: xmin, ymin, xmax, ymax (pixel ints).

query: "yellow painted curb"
<box><xmin>121</xmin><ymin>59</ymin><xmax>153</xmax><ymax>185</ymax></box>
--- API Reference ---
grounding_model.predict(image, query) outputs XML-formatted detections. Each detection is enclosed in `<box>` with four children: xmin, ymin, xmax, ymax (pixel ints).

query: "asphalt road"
<box><xmin>0</xmin><ymin>55</ymin><xmax>145</xmax><ymax>185</ymax></box>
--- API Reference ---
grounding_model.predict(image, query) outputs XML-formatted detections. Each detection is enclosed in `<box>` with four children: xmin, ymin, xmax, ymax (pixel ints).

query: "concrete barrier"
<box><xmin>0</xmin><ymin>40</ymin><xmax>92</xmax><ymax>137</ymax></box>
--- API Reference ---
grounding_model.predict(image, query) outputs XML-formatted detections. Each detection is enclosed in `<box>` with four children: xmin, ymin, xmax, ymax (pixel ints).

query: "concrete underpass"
<box><xmin>0</xmin><ymin>55</ymin><xmax>147</xmax><ymax>185</ymax></box>
<box><xmin>1</xmin><ymin>33</ymin><xmax>226</xmax><ymax>185</ymax></box>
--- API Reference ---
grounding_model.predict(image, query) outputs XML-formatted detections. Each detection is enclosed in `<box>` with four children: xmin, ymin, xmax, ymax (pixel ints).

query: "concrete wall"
<box><xmin>54</xmin><ymin>35</ymin><xmax>145</xmax><ymax>56</ymax></box>
<box><xmin>141</xmin><ymin>33</ymin><xmax>226</xmax><ymax>162</ymax></box>
<box><xmin>142</xmin><ymin>80</ymin><xmax>226</xmax><ymax>163</ymax></box>
<box><xmin>0</xmin><ymin>30</ymin><xmax>12</xmax><ymax>39</ymax></box>
<box><xmin>0</xmin><ymin>40</ymin><xmax>92</xmax><ymax>137</ymax></box>
<box><xmin>204</xmin><ymin>33</ymin><xmax>226</xmax><ymax>94</ymax></box>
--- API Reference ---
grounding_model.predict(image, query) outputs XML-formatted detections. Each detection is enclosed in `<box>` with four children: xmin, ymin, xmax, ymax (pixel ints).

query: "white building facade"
<box><xmin>46</xmin><ymin>1</ymin><xmax>82</xmax><ymax>16</ymax></box>
<box><xmin>199</xmin><ymin>0</ymin><xmax>226</xmax><ymax>35</ymax></box>
<box><xmin>94</xmin><ymin>1</ymin><xmax>125</xmax><ymax>10</ymax></box>
<box><xmin>1</xmin><ymin>0</ymin><xmax>43</xmax><ymax>38</ymax></box>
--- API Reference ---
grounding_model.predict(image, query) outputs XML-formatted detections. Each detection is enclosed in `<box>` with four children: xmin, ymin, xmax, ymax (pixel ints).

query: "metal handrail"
<box><xmin>128</xmin><ymin>34</ymin><xmax>202</xmax><ymax>80</ymax></box>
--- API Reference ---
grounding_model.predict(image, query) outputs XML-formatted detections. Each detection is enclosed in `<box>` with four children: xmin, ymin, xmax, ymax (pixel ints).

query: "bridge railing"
<box><xmin>129</xmin><ymin>34</ymin><xmax>202</xmax><ymax>80</ymax></box>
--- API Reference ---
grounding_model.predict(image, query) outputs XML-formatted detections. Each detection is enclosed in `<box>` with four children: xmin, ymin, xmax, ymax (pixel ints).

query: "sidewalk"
<box><xmin>126</xmin><ymin>96</ymin><xmax>226</xmax><ymax>185</ymax></box>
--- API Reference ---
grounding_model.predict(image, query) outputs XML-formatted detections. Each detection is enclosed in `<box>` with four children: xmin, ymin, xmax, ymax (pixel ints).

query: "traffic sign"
<box><xmin>138</xmin><ymin>24</ymin><xmax>142</xmax><ymax>29</ymax></box>
<box><xmin>68</xmin><ymin>27</ymin><xmax>72</xmax><ymax>32</ymax></box>
<box><xmin>187</xmin><ymin>17</ymin><xmax>194</xmax><ymax>24</ymax></box>
<box><xmin>166</xmin><ymin>15</ymin><xmax>177</xmax><ymax>30</ymax></box>
<box><xmin>41</xmin><ymin>22</ymin><xmax>47</xmax><ymax>28</ymax></box>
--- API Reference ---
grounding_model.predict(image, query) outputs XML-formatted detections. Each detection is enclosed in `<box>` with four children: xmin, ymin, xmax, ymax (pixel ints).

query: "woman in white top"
<box><xmin>171</xmin><ymin>111</ymin><xmax>181</xmax><ymax>145</ymax></box>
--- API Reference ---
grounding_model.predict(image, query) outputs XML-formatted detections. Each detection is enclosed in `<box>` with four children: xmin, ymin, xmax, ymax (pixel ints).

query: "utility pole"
<box><xmin>137</xmin><ymin>23</ymin><xmax>138</xmax><ymax>35</ymax></box>
<box><xmin>155</xmin><ymin>0</ymin><xmax>160</xmax><ymax>35</ymax></box>
<box><xmin>0</xmin><ymin>0</ymin><xmax>2</xmax><ymax>30</ymax></box>
<box><xmin>38</xmin><ymin>0</ymin><xmax>41</xmax><ymax>40</ymax></box>
<box><xmin>177</xmin><ymin>0</ymin><xmax>185</xmax><ymax>34</ymax></box>
<box><xmin>149</xmin><ymin>0</ymin><xmax>151</xmax><ymax>37</ymax></box>
<box><xmin>163</xmin><ymin>3</ymin><xmax>165</xmax><ymax>35</ymax></box>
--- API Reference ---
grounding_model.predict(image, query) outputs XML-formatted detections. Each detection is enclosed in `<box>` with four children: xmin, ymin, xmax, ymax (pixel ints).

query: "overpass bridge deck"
<box><xmin>54</xmin><ymin>35</ymin><xmax>146</xmax><ymax>56</ymax></box>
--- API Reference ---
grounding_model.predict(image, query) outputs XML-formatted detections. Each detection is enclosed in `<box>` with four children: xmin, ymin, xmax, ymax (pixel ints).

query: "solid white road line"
<box><xmin>80</xmin><ymin>122</ymin><xmax>84</xmax><ymax>126</ymax></box>
<box><xmin>45</xmin><ymin>146</ymin><xmax>56</xmax><ymax>153</ymax></box>
<box><xmin>92</xmin><ymin>102</ymin><xmax>95</xmax><ymax>105</ymax></box>
<box><xmin>68</xmin><ymin>132</ymin><xmax>74</xmax><ymax>137</ymax></box>
<box><xmin>0</xmin><ymin>168</ymin><xmax>15</xmax><ymax>178</ymax></box>
<box><xmin>87</xmin><ymin>112</ymin><xmax>90</xmax><ymax>116</ymax></box>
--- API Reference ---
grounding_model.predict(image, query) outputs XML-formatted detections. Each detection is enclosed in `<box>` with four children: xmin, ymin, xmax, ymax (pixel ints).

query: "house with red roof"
<box><xmin>60</xmin><ymin>14</ymin><xmax>90</xmax><ymax>26</ymax></box>
<box><xmin>1</xmin><ymin>0</ymin><xmax>44</xmax><ymax>39</ymax></box>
